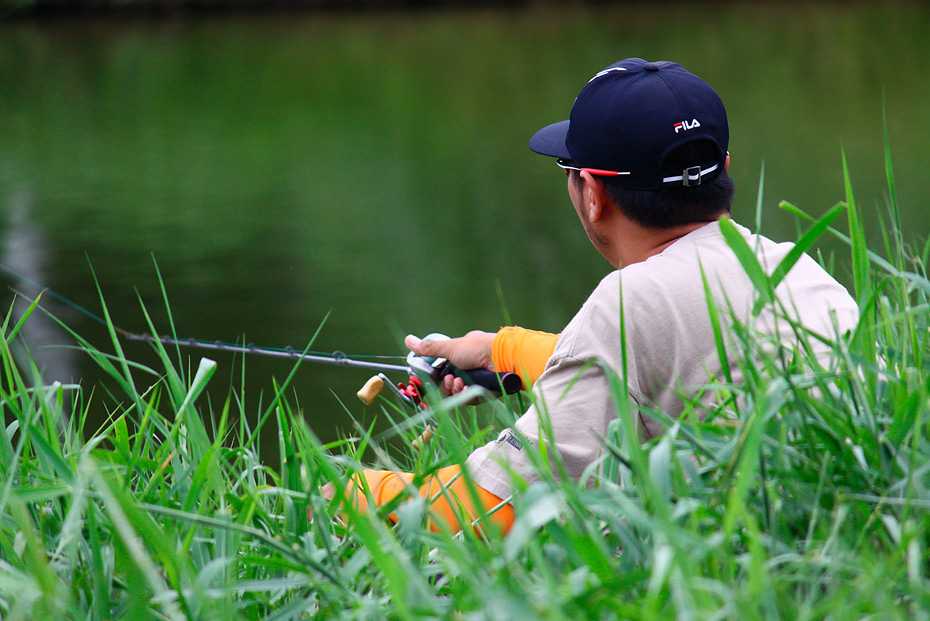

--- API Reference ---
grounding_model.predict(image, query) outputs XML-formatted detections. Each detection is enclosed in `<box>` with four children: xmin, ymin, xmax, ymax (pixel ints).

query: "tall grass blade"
<box><xmin>843</xmin><ymin>149</ymin><xmax>871</xmax><ymax>306</ymax></box>
<box><xmin>718</xmin><ymin>217</ymin><xmax>773</xmax><ymax>312</ymax></box>
<box><xmin>883</xmin><ymin>95</ymin><xmax>902</xmax><ymax>267</ymax></box>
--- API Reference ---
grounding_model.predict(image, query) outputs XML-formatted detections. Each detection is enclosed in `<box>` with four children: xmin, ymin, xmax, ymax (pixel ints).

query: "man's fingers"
<box><xmin>310</xmin><ymin>482</ymin><xmax>337</xmax><ymax>523</ymax></box>
<box><xmin>404</xmin><ymin>334</ymin><xmax>422</xmax><ymax>351</ymax></box>
<box><xmin>439</xmin><ymin>374</ymin><xmax>469</xmax><ymax>396</ymax></box>
<box><xmin>405</xmin><ymin>334</ymin><xmax>445</xmax><ymax>358</ymax></box>
<box><xmin>322</xmin><ymin>482</ymin><xmax>336</xmax><ymax>501</ymax></box>
<box><xmin>406</xmin><ymin>331</ymin><xmax>496</xmax><ymax>370</ymax></box>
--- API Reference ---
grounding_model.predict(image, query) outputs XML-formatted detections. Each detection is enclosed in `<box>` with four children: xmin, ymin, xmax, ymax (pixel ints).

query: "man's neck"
<box><xmin>615</xmin><ymin>219</ymin><xmax>719</xmax><ymax>268</ymax></box>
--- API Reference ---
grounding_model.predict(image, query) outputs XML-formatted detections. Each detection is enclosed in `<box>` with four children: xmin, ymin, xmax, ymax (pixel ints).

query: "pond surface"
<box><xmin>1</xmin><ymin>3</ymin><xmax>929</xmax><ymax>457</ymax></box>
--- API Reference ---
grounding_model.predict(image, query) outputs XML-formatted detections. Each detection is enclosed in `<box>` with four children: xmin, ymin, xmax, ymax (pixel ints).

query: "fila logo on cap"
<box><xmin>674</xmin><ymin>119</ymin><xmax>701</xmax><ymax>134</ymax></box>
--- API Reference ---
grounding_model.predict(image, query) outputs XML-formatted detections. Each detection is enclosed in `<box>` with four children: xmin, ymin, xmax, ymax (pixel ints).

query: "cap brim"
<box><xmin>529</xmin><ymin>120</ymin><xmax>572</xmax><ymax>159</ymax></box>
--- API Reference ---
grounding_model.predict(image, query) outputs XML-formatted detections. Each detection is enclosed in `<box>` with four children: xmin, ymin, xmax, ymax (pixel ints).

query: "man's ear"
<box><xmin>725</xmin><ymin>151</ymin><xmax>730</xmax><ymax>171</ymax></box>
<box><xmin>579</xmin><ymin>171</ymin><xmax>608</xmax><ymax>223</ymax></box>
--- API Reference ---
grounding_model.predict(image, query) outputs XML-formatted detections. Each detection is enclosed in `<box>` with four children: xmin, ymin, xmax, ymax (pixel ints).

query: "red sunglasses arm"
<box><xmin>581</xmin><ymin>167</ymin><xmax>629</xmax><ymax>177</ymax></box>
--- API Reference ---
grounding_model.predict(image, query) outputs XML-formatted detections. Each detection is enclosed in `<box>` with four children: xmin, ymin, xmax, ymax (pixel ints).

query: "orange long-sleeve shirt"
<box><xmin>492</xmin><ymin>326</ymin><xmax>559</xmax><ymax>389</ymax></box>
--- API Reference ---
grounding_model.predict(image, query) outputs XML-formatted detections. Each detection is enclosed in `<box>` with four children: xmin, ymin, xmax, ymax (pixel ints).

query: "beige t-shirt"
<box><xmin>466</xmin><ymin>220</ymin><xmax>860</xmax><ymax>499</ymax></box>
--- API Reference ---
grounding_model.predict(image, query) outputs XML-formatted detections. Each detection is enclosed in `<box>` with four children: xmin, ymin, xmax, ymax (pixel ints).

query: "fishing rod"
<box><xmin>125</xmin><ymin>330</ymin><xmax>521</xmax><ymax>451</ymax></box>
<box><xmin>1</xmin><ymin>262</ymin><xmax>521</xmax><ymax>411</ymax></box>
<box><xmin>122</xmin><ymin>330</ymin><xmax>522</xmax><ymax>410</ymax></box>
<box><xmin>122</xmin><ymin>331</ymin><xmax>411</xmax><ymax>375</ymax></box>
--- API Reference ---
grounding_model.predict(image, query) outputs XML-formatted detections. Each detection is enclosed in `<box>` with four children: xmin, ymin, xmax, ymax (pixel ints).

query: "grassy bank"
<box><xmin>2</xmin><ymin>151</ymin><xmax>930</xmax><ymax>619</ymax></box>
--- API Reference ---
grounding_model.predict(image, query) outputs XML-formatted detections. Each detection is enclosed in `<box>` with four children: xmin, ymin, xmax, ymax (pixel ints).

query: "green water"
<box><xmin>1</xmin><ymin>3</ymin><xmax>929</xmax><ymax>451</ymax></box>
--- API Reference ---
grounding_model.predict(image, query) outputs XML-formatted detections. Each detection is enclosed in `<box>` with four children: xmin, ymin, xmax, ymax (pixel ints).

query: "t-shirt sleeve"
<box><xmin>466</xmin><ymin>353</ymin><xmax>634</xmax><ymax>498</ymax></box>
<box><xmin>469</xmin><ymin>273</ymin><xmax>644</xmax><ymax>499</ymax></box>
<box><xmin>491</xmin><ymin>326</ymin><xmax>559</xmax><ymax>389</ymax></box>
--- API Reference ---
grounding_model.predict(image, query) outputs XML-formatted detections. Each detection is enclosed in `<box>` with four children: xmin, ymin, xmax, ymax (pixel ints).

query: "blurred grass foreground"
<box><xmin>2</xmin><ymin>152</ymin><xmax>930</xmax><ymax>618</ymax></box>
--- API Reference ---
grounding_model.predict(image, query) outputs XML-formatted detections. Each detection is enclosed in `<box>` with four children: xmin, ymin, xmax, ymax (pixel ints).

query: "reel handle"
<box><xmin>357</xmin><ymin>375</ymin><xmax>385</xmax><ymax>405</ymax></box>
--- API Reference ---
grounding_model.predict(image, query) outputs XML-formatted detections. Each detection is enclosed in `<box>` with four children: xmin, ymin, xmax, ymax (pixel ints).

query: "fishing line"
<box><xmin>0</xmin><ymin>261</ymin><xmax>407</xmax><ymax>369</ymax></box>
<box><xmin>0</xmin><ymin>260</ymin><xmax>113</xmax><ymax>330</ymax></box>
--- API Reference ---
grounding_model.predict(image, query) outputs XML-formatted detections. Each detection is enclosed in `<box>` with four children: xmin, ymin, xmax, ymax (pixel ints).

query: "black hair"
<box><xmin>575</xmin><ymin>140</ymin><xmax>735</xmax><ymax>229</ymax></box>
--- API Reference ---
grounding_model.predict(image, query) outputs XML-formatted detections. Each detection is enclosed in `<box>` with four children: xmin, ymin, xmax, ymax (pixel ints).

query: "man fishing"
<box><xmin>326</xmin><ymin>58</ymin><xmax>859</xmax><ymax>534</ymax></box>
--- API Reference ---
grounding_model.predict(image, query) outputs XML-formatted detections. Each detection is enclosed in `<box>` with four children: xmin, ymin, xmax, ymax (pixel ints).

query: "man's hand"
<box><xmin>308</xmin><ymin>481</ymin><xmax>337</xmax><ymax>524</ymax></box>
<box><xmin>322</xmin><ymin>482</ymin><xmax>336</xmax><ymax>501</ymax></box>
<box><xmin>405</xmin><ymin>330</ymin><xmax>496</xmax><ymax>395</ymax></box>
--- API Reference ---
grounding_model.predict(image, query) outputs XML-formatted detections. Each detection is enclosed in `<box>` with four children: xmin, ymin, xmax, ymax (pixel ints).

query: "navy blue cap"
<box><xmin>530</xmin><ymin>58</ymin><xmax>728</xmax><ymax>190</ymax></box>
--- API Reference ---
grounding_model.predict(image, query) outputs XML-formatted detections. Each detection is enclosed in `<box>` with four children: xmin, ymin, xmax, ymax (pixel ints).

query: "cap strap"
<box><xmin>662</xmin><ymin>162</ymin><xmax>720</xmax><ymax>187</ymax></box>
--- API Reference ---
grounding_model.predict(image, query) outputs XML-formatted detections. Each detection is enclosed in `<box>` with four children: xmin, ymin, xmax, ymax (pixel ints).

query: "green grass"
<box><xmin>2</xmin><ymin>151</ymin><xmax>930</xmax><ymax>619</ymax></box>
